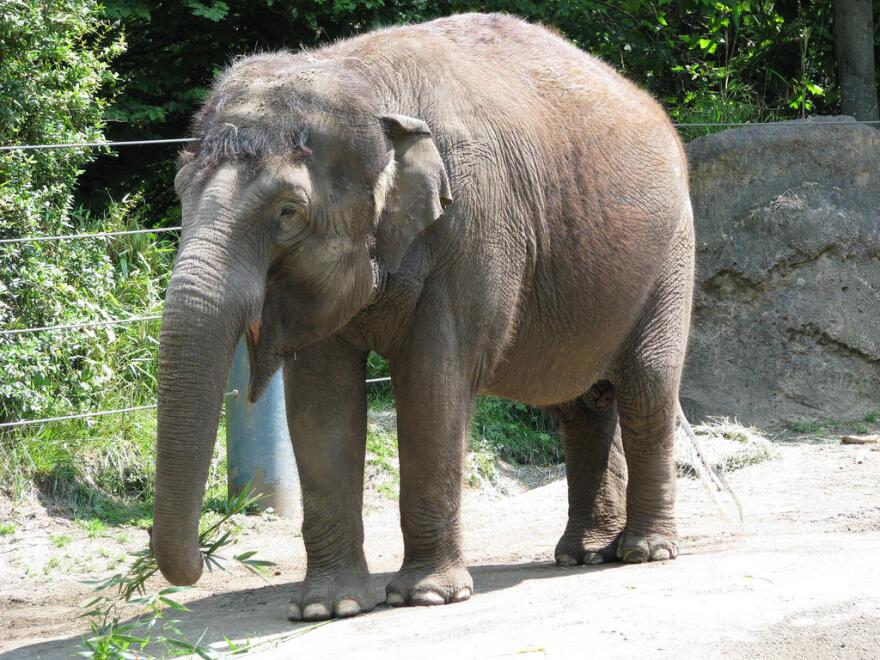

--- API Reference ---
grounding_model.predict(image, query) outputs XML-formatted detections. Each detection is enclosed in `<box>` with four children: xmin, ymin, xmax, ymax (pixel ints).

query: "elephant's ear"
<box><xmin>375</xmin><ymin>114</ymin><xmax>452</xmax><ymax>273</ymax></box>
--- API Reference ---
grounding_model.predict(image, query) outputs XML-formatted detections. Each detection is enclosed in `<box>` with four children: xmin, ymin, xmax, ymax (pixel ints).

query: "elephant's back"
<box><xmin>327</xmin><ymin>13</ymin><xmax>675</xmax><ymax>142</ymax></box>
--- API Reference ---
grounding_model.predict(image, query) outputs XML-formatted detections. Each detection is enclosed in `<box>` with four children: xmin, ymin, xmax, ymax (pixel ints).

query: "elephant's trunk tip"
<box><xmin>150</xmin><ymin>525</ymin><xmax>204</xmax><ymax>586</ymax></box>
<box><xmin>157</xmin><ymin>552</ymin><xmax>204</xmax><ymax>586</ymax></box>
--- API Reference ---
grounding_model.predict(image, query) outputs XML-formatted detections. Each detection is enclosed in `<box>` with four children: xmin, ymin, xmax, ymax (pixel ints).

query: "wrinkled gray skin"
<box><xmin>154</xmin><ymin>13</ymin><xmax>694</xmax><ymax>621</ymax></box>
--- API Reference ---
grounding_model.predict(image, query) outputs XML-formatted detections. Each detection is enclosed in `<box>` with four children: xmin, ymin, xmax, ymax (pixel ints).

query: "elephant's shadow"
<box><xmin>4</xmin><ymin>561</ymin><xmax>622</xmax><ymax>658</ymax></box>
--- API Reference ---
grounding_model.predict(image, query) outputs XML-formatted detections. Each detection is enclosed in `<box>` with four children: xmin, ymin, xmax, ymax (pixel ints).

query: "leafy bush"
<box><xmin>0</xmin><ymin>2</ymin><xmax>176</xmax><ymax>513</ymax></box>
<box><xmin>0</xmin><ymin>0</ymin><xmax>125</xmax><ymax>421</ymax></box>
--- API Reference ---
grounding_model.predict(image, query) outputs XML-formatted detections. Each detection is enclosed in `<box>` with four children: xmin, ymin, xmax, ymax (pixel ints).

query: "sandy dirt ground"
<box><xmin>2</xmin><ymin>437</ymin><xmax>879</xmax><ymax>659</ymax></box>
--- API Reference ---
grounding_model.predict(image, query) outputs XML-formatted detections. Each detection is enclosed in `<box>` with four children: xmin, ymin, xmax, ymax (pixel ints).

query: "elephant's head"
<box><xmin>153</xmin><ymin>58</ymin><xmax>451</xmax><ymax>586</ymax></box>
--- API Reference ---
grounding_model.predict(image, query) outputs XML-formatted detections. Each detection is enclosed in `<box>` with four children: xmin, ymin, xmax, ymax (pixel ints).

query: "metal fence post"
<box><xmin>226</xmin><ymin>339</ymin><xmax>300</xmax><ymax>519</ymax></box>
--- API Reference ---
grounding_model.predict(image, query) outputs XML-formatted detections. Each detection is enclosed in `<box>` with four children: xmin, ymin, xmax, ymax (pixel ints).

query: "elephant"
<box><xmin>153</xmin><ymin>12</ymin><xmax>694</xmax><ymax>622</ymax></box>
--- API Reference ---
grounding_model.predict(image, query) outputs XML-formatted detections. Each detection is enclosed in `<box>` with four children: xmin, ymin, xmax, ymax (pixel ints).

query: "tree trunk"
<box><xmin>834</xmin><ymin>0</ymin><xmax>879</xmax><ymax>121</ymax></box>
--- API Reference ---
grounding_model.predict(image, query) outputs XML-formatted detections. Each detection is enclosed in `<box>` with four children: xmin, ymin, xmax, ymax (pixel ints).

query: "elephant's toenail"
<box><xmin>622</xmin><ymin>549</ymin><xmax>647</xmax><ymax>563</ymax></box>
<box><xmin>303</xmin><ymin>603</ymin><xmax>331</xmax><ymax>620</ymax></box>
<box><xmin>583</xmin><ymin>552</ymin><xmax>605</xmax><ymax>565</ymax></box>
<box><xmin>287</xmin><ymin>602</ymin><xmax>302</xmax><ymax>621</ymax></box>
<box><xmin>652</xmin><ymin>548</ymin><xmax>672</xmax><ymax>561</ymax></box>
<box><xmin>556</xmin><ymin>553</ymin><xmax>578</xmax><ymax>567</ymax></box>
<box><xmin>385</xmin><ymin>592</ymin><xmax>405</xmax><ymax>606</ymax></box>
<box><xmin>335</xmin><ymin>598</ymin><xmax>361</xmax><ymax>617</ymax></box>
<box><xmin>453</xmin><ymin>587</ymin><xmax>472</xmax><ymax>602</ymax></box>
<box><xmin>412</xmin><ymin>591</ymin><xmax>445</xmax><ymax>606</ymax></box>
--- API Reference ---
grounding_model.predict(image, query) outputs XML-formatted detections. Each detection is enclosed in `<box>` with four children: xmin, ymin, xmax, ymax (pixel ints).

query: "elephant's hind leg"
<box><xmin>551</xmin><ymin>387</ymin><xmax>627</xmax><ymax>566</ymax></box>
<box><xmin>615</xmin><ymin>227</ymin><xmax>693</xmax><ymax>563</ymax></box>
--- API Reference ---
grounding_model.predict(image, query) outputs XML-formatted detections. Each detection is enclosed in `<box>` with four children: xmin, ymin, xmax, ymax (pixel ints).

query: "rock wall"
<box><xmin>682</xmin><ymin>117</ymin><xmax>880</xmax><ymax>428</ymax></box>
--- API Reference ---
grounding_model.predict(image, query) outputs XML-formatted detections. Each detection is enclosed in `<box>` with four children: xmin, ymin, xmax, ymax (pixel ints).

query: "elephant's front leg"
<box><xmin>283</xmin><ymin>337</ymin><xmax>375</xmax><ymax>621</ymax></box>
<box><xmin>385</xmin><ymin>356</ymin><xmax>475</xmax><ymax>607</ymax></box>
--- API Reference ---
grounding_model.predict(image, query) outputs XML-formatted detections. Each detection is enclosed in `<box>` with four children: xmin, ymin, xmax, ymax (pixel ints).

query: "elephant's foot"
<box><xmin>287</xmin><ymin>563</ymin><xmax>376</xmax><ymax>621</ymax></box>
<box><xmin>554</xmin><ymin>522</ymin><xmax>623</xmax><ymax>566</ymax></box>
<box><xmin>616</xmin><ymin>522</ymin><xmax>679</xmax><ymax>563</ymax></box>
<box><xmin>555</xmin><ymin>535</ymin><xmax>620</xmax><ymax>566</ymax></box>
<box><xmin>385</xmin><ymin>560</ymin><xmax>473</xmax><ymax>607</ymax></box>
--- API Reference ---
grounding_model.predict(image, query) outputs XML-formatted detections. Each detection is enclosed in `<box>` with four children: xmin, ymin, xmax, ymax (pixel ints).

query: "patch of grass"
<box><xmin>365</xmin><ymin>425</ymin><xmax>399</xmax><ymax>500</ymax></box>
<box><xmin>0</xmin><ymin>522</ymin><xmax>15</xmax><ymax>536</ymax></box>
<box><xmin>77</xmin><ymin>518</ymin><xmax>109</xmax><ymax>539</ymax></box>
<box><xmin>43</xmin><ymin>556</ymin><xmax>59</xmax><ymax>575</ymax></box>
<box><xmin>787</xmin><ymin>417</ymin><xmax>878</xmax><ymax>437</ymax></box>
<box><xmin>1</xmin><ymin>415</ymin><xmax>228</xmax><ymax>527</ymax></box>
<box><xmin>85</xmin><ymin>501</ymin><xmax>152</xmax><ymax>528</ymax></box>
<box><xmin>364</xmin><ymin>408</ymin><xmax>499</xmax><ymax>494</ymax></box>
<box><xmin>366</xmin><ymin>352</ymin><xmax>394</xmax><ymax>409</ymax></box>
<box><xmin>786</xmin><ymin>419</ymin><xmax>839</xmax><ymax>435</ymax></box>
<box><xmin>786</xmin><ymin>420</ymin><xmax>822</xmax><ymax>434</ymax></box>
<box><xmin>472</xmin><ymin>397</ymin><xmax>561</xmax><ymax>466</ymax></box>
<box><xmin>0</xmin><ymin>407</ymin><xmax>158</xmax><ymax>512</ymax></box>
<box><xmin>51</xmin><ymin>533</ymin><xmax>73</xmax><ymax>548</ymax></box>
<box><xmin>466</xmin><ymin>437</ymin><xmax>498</xmax><ymax>488</ymax></box>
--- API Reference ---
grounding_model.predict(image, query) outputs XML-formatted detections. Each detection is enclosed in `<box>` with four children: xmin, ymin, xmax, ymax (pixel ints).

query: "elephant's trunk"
<box><xmin>153</xmin><ymin>177</ymin><xmax>267</xmax><ymax>585</ymax></box>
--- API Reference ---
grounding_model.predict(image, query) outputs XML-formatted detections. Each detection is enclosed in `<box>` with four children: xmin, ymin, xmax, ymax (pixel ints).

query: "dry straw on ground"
<box><xmin>676</xmin><ymin>417</ymin><xmax>775</xmax><ymax>478</ymax></box>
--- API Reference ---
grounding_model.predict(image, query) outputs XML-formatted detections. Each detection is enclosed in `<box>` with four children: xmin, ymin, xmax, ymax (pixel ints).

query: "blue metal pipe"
<box><xmin>226</xmin><ymin>340</ymin><xmax>300</xmax><ymax>519</ymax></box>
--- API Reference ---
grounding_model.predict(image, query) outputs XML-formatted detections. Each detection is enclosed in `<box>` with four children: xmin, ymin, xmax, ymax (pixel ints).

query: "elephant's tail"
<box><xmin>677</xmin><ymin>401</ymin><xmax>744</xmax><ymax>524</ymax></box>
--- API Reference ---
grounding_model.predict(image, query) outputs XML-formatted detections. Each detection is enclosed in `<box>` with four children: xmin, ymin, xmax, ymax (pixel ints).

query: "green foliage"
<box><xmin>366</xmin><ymin>351</ymin><xmax>394</xmax><ymax>407</ymax></box>
<box><xmin>0</xmin><ymin>410</ymin><xmax>228</xmax><ymax>527</ymax></box>
<box><xmin>0</xmin><ymin>196</ymin><xmax>174</xmax><ymax>422</ymax></box>
<box><xmin>79</xmin><ymin>484</ymin><xmax>273</xmax><ymax>659</ymax></box>
<box><xmin>0</xmin><ymin>2</ymin><xmax>173</xmax><ymax>438</ymax></box>
<box><xmin>786</xmin><ymin>419</ymin><xmax>828</xmax><ymax>434</ymax></box>
<box><xmin>472</xmin><ymin>397</ymin><xmax>561</xmax><ymax>466</ymax></box>
<box><xmin>467</xmin><ymin>435</ymin><xmax>500</xmax><ymax>487</ymax></box>
<box><xmin>0</xmin><ymin>1</ymin><xmax>180</xmax><ymax>520</ymax></box>
<box><xmin>51</xmin><ymin>533</ymin><xmax>73</xmax><ymax>548</ymax></box>
<box><xmin>78</xmin><ymin>518</ymin><xmax>110</xmax><ymax>538</ymax></box>
<box><xmin>783</xmin><ymin>417</ymin><xmax>862</xmax><ymax>435</ymax></box>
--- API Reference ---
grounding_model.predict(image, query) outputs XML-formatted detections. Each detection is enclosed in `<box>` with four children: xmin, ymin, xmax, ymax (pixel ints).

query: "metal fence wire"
<box><xmin>2</xmin><ymin>117</ymin><xmax>878</xmax><ymax>428</ymax></box>
<box><xmin>0</xmin><ymin>226</ymin><xmax>182</xmax><ymax>245</ymax></box>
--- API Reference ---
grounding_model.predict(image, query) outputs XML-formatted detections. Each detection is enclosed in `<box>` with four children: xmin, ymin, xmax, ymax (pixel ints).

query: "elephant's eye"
<box><xmin>278</xmin><ymin>204</ymin><xmax>304</xmax><ymax>227</ymax></box>
<box><xmin>272</xmin><ymin>202</ymin><xmax>307</xmax><ymax>243</ymax></box>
